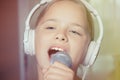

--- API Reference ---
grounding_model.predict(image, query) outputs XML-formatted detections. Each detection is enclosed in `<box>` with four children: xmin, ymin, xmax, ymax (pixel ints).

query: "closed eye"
<box><xmin>45</xmin><ymin>26</ymin><xmax>56</xmax><ymax>29</ymax></box>
<box><xmin>70</xmin><ymin>30</ymin><xmax>81</xmax><ymax>36</ymax></box>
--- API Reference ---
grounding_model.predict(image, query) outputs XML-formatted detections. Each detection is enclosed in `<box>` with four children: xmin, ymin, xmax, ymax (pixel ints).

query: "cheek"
<box><xmin>70</xmin><ymin>39</ymin><xmax>89</xmax><ymax>66</ymax></box>
<box><xmin>35</xmin><ymin>32</ymin><xmax>50</xmax><ymax>68</ymax></box>
<box><xmin>35</xmin><ymin>33</ymin><xmax>45</xmax><ymax>53</ymax></box>
<box><xmin>35</xmin><ymin>30</ymin><xmax>51</xmax><ymax>49</ymax></box>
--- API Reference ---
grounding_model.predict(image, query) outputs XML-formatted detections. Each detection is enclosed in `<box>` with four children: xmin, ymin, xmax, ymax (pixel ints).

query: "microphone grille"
<box><xmin>50</xmin><ymin>52</ymin><xmax>72</xmax><ymax>68</ymax></box>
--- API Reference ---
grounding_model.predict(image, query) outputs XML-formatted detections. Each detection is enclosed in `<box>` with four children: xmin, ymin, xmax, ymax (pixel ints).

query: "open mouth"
<box><xmin>48</xmin><ymin>47</ymin><xmax>64</xmax><ymax>58</ymax></box>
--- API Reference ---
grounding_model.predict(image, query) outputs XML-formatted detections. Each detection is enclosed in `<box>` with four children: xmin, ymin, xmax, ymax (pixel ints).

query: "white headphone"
<box><xmin>23</xmin><ymin>0</ymin><xmax>103</xmax><ymax>67</ymax></box>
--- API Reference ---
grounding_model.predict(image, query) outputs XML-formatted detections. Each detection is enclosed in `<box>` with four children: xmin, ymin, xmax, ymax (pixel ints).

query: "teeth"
<box><xmin>51</xmin><ymin>47</ymin><xmax>64</xmax><ymax>51</ymax></box>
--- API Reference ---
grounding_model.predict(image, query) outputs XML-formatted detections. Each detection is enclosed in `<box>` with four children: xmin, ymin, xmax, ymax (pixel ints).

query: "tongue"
<box><xmin>48</xmin><ymin>49</ymin><xmax>60</xmax><ymax>58</ymax></box>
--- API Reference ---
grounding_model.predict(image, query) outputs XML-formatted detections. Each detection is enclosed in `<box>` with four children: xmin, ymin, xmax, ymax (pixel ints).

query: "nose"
<box><xmin>55</xmin><ymin>33</ymin><xmax>68</xmax><ymax>42</ymax></box>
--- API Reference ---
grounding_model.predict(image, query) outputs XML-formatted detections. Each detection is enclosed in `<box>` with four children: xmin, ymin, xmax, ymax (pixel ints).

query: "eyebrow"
<box><xmin>71</xmin><ymin>23</ymin><xmax>85</xmax><ymax>30</ymax></box>
<box><xmin>42</xmin><ymin>19</ymin><xmax>58</xmax><ymax>24</ymax></box>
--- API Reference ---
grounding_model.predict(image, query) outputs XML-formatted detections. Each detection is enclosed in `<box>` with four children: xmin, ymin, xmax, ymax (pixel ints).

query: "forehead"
<box><xmin>38</xmin><ymin>0</ymin><xmax>88</xmax><ymax>27</ymax></box>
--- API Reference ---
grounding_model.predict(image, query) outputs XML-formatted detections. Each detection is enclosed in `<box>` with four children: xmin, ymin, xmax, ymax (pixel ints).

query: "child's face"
<box><xmin>35</xmin><ymin>0</ymin><xmax>90</xmax><ymax>70</ymax></box>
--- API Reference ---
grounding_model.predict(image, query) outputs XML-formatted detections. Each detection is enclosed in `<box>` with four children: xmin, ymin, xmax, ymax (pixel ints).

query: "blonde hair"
<box><xmin>35</xmin><ymin>0</ymin><xmax>94</xmax><ymax>40</ymax></box>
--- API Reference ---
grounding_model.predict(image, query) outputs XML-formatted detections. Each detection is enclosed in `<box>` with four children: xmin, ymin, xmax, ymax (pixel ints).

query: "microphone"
<box><xmin>50</xmin><ymin>51</ymin><xmax>72</xmax><ymax>68</ymax></box>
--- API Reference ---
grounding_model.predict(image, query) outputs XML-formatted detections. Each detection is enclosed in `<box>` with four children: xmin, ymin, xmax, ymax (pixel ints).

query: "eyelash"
<box><xmin>45</xmin><ymin>26</ymin><xmax>81</xmax><ymax>36</ymax></box>
<box><xmin>45</xmin><ymin>26</ymin><xmax>56</xmax><ymax>29</ymax></box>
<box><xmin>70</xmin><ymin>30</ymin><xmax>81</xmax><ymax>36</ymax></box>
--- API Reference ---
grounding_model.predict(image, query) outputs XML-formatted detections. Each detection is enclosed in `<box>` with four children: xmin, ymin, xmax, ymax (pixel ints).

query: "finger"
<box><xmin>42</xmin><ymin>66</ymin><xmax>50</xmax><ymax>74</ymax></box>
<box><xmin>45</xmin><ymin>73</ymin><xmax>70</xmax><ymax>80</ymax></box>
<box><xmin>44</xmin><ymin>64</ymin><xmax>74</xmax><ymax>80</ymax></box>
<box><xmin>52</xmin><ymin>61</ymin><xmax>73</xmax><ymax>72</ymax></box>
<box><xmin>44</xmin><ymin>70</ymin><xmax>74</xmax><ymax>80</ymax></box>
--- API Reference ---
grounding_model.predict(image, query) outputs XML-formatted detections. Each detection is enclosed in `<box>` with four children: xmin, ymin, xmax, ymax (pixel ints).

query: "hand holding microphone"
<box><xmin>42</xmin><ymin>52</ymin><xmax>74</xmax><ymax>80</ymax></box>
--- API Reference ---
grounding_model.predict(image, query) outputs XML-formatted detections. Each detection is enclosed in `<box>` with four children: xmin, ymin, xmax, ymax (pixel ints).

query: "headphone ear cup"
<box><xmin>24</xmin><ymin>30</ymin><xmax>35</xmax><ymax>55</ymax></box>
<box><xmin>83</xmin><ymin>41</ymin><xmax>96</xmax><ymax>66</ymax></box>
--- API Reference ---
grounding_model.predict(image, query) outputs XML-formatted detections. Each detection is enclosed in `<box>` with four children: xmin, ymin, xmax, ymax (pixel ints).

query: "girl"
<box><xmin>34</xmin><ymin>0</ymin><xmax>93</xmax><ymax>80</ymax></box>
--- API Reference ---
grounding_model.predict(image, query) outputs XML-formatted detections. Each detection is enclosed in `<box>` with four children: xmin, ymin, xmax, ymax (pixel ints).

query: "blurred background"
<box><xmin>0</xmin><ymin>0</ymin><xmax>20</xmax><ymax>80</ymax></box>
<box><xmin>0</xmin><ymin>0</ymin><xmax>120</xmax><ymax>80</ymax></box>
<box><xmin>87</xmin><ymin>0</ymin><xmax>120</xmax><ymax>80</ymax></box>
